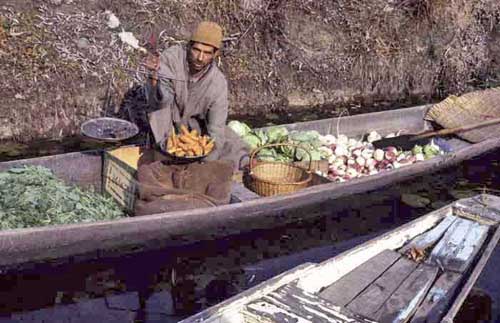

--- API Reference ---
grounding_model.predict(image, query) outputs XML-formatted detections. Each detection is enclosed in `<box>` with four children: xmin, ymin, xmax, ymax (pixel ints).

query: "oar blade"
<box><xmin>372</xmin><ymin>135</ymin><xmax>430</xmax><ymax>150</ymax></box>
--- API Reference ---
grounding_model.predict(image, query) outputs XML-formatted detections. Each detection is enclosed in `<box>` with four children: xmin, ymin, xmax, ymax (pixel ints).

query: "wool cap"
<box><xmin>190</xmin><ymin>21</ymin><xmax>223</xmax><ymax>49</ymax></box>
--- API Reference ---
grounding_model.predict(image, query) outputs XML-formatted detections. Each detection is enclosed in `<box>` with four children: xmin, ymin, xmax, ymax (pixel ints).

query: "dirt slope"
<box><xmin>0</xmin><ymin>0</ymin><xmax>499</xmax><ymax>141</ymax></box>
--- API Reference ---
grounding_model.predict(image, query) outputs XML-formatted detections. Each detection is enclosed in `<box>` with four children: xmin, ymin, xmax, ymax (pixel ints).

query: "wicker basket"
<box><xmin>425</xmin><ymin>87</ymin><xmax>500</xmax><ymax>143</ymax></box>
<box><xmin>248</xmin><ymin>143</ymin><xmax>313</xmax><ymax>197</ymax></box>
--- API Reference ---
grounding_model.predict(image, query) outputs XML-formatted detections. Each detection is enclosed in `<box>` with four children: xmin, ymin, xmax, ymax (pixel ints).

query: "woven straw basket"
<box><xmin>425</xmin><ymin>87</ymin><xmax>500</xmax><ymax>143</ymax></box>
<box><xmin>248</xmin><ymin>143</ymin><xmax>313</xmax><ymax>197</ymax></box>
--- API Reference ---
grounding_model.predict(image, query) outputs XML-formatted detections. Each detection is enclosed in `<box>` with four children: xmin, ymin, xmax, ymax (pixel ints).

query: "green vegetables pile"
<box><xmin>412</xmin><ymin>143</ymin><xmax>442</xmax><ymax>159</ymax></box>
<box><xmin>0</xmin><ymin>165</ymin><xmax>125</xmax><ymax>230</ymax></box>
<box><xmin>228</xmin><ymin>121</ymin><xmax>324</xmax><ymax>162</ymax></box>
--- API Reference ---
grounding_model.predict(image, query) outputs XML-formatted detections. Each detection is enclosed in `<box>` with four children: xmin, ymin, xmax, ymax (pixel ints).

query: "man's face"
<box><xmin>188</xmin><ymin>42</ymin><xmax>217</xmax><ymax>74</ymax></box>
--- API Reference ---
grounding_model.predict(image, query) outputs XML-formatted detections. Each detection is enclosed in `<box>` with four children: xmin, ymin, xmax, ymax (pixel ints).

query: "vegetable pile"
<box><xmin>229</xmin><ymin>121</ymin><xmax>446</xmax><ymax>182</ymax></box>
<box><xmin>166</xmin><ymin>125</ymin><xmax>215</xmax><ymax>157</ymax></box>
<box><xmin>0</xmin><ymin>166</ymin><xmax>125</xmax><ymax>230</ymax></box>
<box><xmin>318</xmin><ymin>131</ymin><xmax>444</xmax><ymax>182</ymax></box>
<box><xmin>228</xmin><ymin>121</ymin><xmax>324</xmax><ymax>162</ymax></box>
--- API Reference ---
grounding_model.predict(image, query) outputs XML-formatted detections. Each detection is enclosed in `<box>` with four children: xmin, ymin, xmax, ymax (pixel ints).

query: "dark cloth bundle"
<box><xmin>134</xmin><ymin>159</ymin><xmax>234</xmax><ymax>216</ymax></box>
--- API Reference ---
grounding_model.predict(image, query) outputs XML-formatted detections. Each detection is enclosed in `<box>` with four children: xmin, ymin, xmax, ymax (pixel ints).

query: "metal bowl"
<box><xmin>81</xmin><ymin>117</ymin><xmax>139</xmax><ymax>142</ymax></box>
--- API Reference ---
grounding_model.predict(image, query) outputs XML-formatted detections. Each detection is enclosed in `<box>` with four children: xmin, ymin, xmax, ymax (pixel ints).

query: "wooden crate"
<box><xmin>102</xmin><ymin>146</ymin><xmax>142</xmax><ymax>212</ymax></box>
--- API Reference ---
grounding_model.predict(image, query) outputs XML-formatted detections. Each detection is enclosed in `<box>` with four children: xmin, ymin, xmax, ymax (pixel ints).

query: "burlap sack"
<box><xmin>134</xmin><ymin>159</ymin><xmax>233</xmax><ymax>216</ymax></box>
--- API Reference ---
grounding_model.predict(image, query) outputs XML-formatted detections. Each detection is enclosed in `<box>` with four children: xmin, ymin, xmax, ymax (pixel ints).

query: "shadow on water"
<box><xmin>0</xmin><ymin>116</ymin><xmax>499</xmax><ymax>321</ymax></box>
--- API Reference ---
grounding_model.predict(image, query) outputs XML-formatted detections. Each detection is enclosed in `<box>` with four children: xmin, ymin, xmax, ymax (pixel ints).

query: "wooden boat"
<box><xmin>0</xmin><ymin>104</ymin><xmax>499</xmax><ymax>269</ymax></box>
<box><xmin>181</xmin><ymin>194</ymin><xmax>500</xmax><ymax>323</ymax></box>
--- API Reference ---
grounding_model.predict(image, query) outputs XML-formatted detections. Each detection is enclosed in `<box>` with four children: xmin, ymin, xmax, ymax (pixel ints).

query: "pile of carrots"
<box><xmin>166</xmin><ymin>125</ymin><xmax>215</xmax><ymax>157</ymax></box>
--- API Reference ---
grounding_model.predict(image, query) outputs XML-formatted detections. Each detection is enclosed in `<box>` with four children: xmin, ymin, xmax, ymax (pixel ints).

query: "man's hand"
<box><xmin>144</xmin><ymin>53</ymin><xmax>160</xmax><ymax>71</ymax></box>
<box><xmin>143</xmin><ymin>53</ymin><xmax>160</xmax><ymax>86</ymax></box>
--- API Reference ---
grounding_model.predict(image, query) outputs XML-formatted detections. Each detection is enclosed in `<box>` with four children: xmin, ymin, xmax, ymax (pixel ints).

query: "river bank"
<box><xmin>2</xmin><ymin>0</ymin><xmax>500</xmax><ymax>141</ymax></box>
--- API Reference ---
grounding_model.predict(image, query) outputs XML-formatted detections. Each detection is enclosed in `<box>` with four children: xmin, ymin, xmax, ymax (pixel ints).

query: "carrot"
<box><xmin>180</xmin><ymin>124</ymin><xmax>190</xmax><ymax>136</ymax></box>
<box><xmin>179</xmin><ymin>134</ymin><xmax>197</xmax><ymax>145</ymax></box>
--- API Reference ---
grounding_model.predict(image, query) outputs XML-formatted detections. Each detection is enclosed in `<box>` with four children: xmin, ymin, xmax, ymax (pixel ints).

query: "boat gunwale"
<box><xmin>1</xmin><ymin>135</ymin><xmax>495</xmax><ymax>232</ymax></box>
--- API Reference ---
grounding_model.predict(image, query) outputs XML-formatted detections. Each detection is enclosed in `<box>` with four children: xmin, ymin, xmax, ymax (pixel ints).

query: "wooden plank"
<box><xmin>179</xmin><ymin>263</ymin><xmax>317</xmax><ymax>323</ymax></box>
<box><xmin>230</xmin><ymin>182</ymin><xmax>260</xmax><ymax>203</ymax></box>
<box><xmin>375</xmin><ymin>264</ymin><xmax>439</xmax><ymax>322</ymax></box>
<box><xmin>453</xmin><ymin>194</ymin><xmax>500</xmax><ymax>224</ymax></box>
<box><xmin>298</xmin><ymin>206</ymin><xmax>450</xmax><ymax>294</ymax></box>
<box><xmin>244</xmin><ymin>284</ymin><xmax>372</xmax><ymax>323</ymax></box>
<box><xmin>399</xmin><ymin>214</ymin><xmax>457</xmax><ymax>254</ymax></box>
<box><xmin>244</xmin><ymin>300</ymin><xmax>312</xmax><ymax>323</ymax></box>
<box><xmin>441</xmin><ymin>225</ymin><xmax>500</xmax><ymax>322</ymax></box>
<box><xmin>319</xmin><ymin>249</ymin><xmax>401</xmax><ymax>307</ymax></box>
<box><xmin>346</xmin><ymin>257</ymin><xmax>418</xmax><ymax>319</ymax></box>
<box><xmin>427</xmin><ymin>218</ymin><xmax>489</xmax><ymax>273</ymax></box>
<box><xmin>410</xmin><ymin>271</ymin><xmax>462</xmax><ymax>323</ymax></box>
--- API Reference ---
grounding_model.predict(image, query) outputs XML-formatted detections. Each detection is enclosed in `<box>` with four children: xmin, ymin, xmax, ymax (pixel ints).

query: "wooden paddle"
<box><xmin>372</xmin><ymin>116</ymin><xmax>500</xmax><ymax>150</ymax></box>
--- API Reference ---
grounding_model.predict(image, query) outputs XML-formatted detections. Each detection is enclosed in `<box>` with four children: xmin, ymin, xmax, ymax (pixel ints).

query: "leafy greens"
<box><xmin>0</xmin><ymin>165</ymin><xmax>125</xmax><ymax>230</ymax></box>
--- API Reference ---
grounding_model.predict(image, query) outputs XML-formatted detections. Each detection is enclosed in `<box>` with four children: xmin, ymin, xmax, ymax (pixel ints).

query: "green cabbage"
<box><xmin>242</xmin><ymin>134</ymin><xmax>261</xmax><ymax>150</ymax></box>
<box><xmin>256</xmin><ymin>148</ymin><xmax>277</xmax><ymax>161</ymax></box>
<box><xmin>423</xmin><ymin>142</ymin><xmax>441</xmax><ymax>159</ymax></box>
<box><xmin>255</xmin><ymin>130</ymin><xmax>269</xmax><ymax>146</ymax></box>
<box><xmin>295</xmin><ymin>145</ymin><xmax>322</xmax><ymax>161</ymax></box>
<box><xmin>266</xmin><ymin>126</ymin><xmax>289</xmax><ymax>143</ymax></box>
<box><xmin>228</xmin><ymin>120</ymin><xmax>252</xmax><ymax>137</ymax></box>
<box><xmin>412</xmin><ymin>145</ymin><xmax>423</xmax><ymax>155</ymax></box>
<box><xmin>275</xmin><ymin>155</ymin><xmax>293</xmax><ymax>162</ymax></box>
<box><xmin>289</xmin><ymin>130</ymin><xmax>320</xmax><ymax>143</ymax></box>
<box><xmin>279</xmin><ymin>144</ymin><xmax>295</xmax><ymax>158</ymax></box>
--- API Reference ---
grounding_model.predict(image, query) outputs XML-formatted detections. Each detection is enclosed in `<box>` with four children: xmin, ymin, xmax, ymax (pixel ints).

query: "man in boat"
<box><xmin>144</xmin><ymin>21</ymin><xmax>248</xmax><ymax>169</ymax></box>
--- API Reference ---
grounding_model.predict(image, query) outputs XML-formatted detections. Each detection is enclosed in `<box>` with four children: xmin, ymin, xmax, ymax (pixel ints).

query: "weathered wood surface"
<box><xmin>230</xmin><ymin>182</ymin><xmax>260</xmax><ymax>203</ymax></box>
<box><xmin>453</xmin><ymin>194</ymin><xmax>500</xmax><ymax>224</ymax></box>
<box><xmin>180</xmin><ymin>263</ymin><xmax>317</xmax><ymax>323</ymax></box>
<box><xmin>261</xmin><ymin>104</ymin><xmax>431</xmax><ymax>138</ymax></box>
<box><xmin>375</xmin><ymin>264</ymin><xmax>439</xmax><ymax>323</ymax></box>
<box><xmin>244</xmin><ymin>283</ymin><xmax>373</xmax><ymax>323</ymax></box>
<box><xmin>319</xmin><ymin>249</ymin><xmax>400</xmax><ymax>307</ymax></box>
<box><xmin>399</xmin><ymin>214</ymin><xmax>456</xmax><ymax>254</ymax></box>
<box><xmin>1</xmin><ymin>103</ymin><xmax>500</xmax><ymax>269</ymax></box>
<box><xmin>427</xmin><ymin>217</ymin><xmax>489</xmax><ymax>273</ymax></box>
<box><xmin>441</xmin><ymin>223</ymin><xmax>500</xmax><ymax>323</ymax></box>
<box><xmin>297</xmin><ymin>206</ymin><xmax>450</xmax><ymax>294</ymax></box>
<box><xmin>182</xmin><ymin>196</ymin><xmax>500</xmax><ymax>323</ymax></box>
<box><xmin>346</xmin><ymin>256</ymin><xmax>418</xmax><ymax>319</ymax></box>
<box><xmin>410</xmin><ymin>271</ymin><xmax>462</xmax><ymax>323</ymax></box>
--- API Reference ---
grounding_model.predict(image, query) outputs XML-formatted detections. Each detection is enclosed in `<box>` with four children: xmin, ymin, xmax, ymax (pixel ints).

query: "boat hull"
<box><xmin>0</xmin><ymin>105</ymin><xmax>499</xmax><ymax>269</ymax></box>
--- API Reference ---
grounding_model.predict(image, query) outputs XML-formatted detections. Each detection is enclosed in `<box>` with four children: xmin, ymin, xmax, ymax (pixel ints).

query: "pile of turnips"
<box><xmin>228</xmin><ymin>120</ymin><xmax>446</xmax><ymax>183</ymax></box>
<box><xmin>317</xmin><ymin>131</ymin><xmax>444</xmax><ymax>183</ymax></box>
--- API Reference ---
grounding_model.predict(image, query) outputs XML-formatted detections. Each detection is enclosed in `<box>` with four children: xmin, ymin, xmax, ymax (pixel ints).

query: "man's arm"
<box><xmin>205</xmin><ymin>86</ymin><xmax>228</xmax><ymax>160</ymax></box>
<box><xmin>145</xmin><ymin>78</ymin><xmax>163</xmax><ymax>111</ymax></box>
<box><xmin>145</xmin><ymin>64</ymin><xmax>176</xmax><ymax>144</ymax></box>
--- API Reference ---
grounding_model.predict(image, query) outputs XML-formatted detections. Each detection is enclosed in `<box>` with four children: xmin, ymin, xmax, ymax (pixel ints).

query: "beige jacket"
<box><xmin>146</xmin><ymin>44</ymin><xmax>248</xmax><ymax>167</ymax></box>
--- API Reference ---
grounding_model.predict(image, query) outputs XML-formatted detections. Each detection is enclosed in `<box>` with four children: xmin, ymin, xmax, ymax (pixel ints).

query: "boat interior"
<box><xmin>0</xmin><ymin>104</ymin><xmax>476</xmax><ymax>213</ymax></box>
<box><xmin>182</xmin><ymin>194</ymin><xmax>500</xmax><ymax>323</ymax></box>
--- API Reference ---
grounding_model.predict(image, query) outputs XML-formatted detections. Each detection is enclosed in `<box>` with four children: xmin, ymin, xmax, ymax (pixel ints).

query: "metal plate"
<box><xmin>81</xmin><ymin>117</ymin><xmax>139</xmax><ymax>142</ymax></box>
